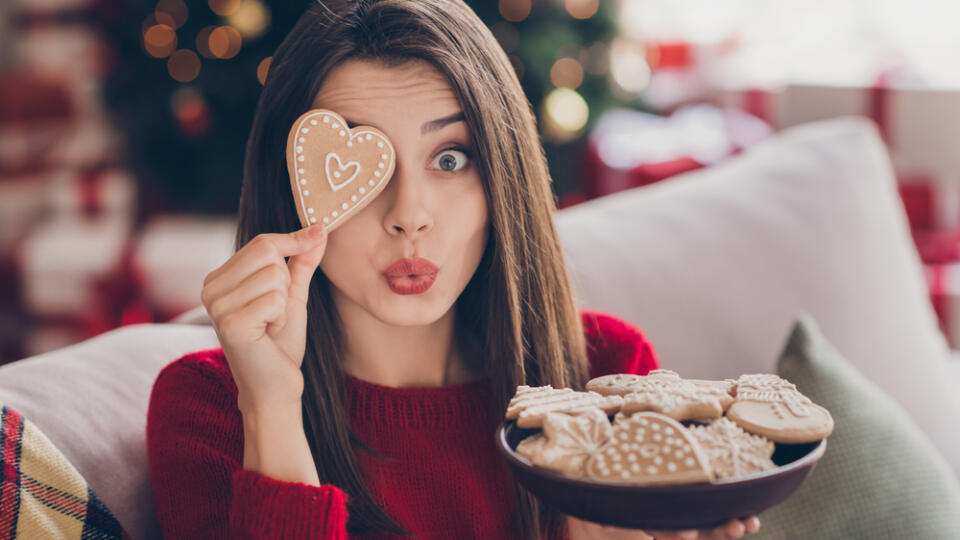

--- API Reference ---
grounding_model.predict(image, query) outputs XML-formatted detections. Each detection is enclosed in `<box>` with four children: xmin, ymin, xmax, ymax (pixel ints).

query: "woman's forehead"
<box><xmin>311</xmin><ymin>58</ymin><xmax>461</xmax><ymax>126</ymax></box>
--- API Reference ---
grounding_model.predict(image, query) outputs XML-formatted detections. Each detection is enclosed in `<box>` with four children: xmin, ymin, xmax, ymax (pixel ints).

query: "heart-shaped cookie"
<box><xmin>286</xmin><ymin>109</ymin><xmax>396</xmax><ymax>231</ymax></box>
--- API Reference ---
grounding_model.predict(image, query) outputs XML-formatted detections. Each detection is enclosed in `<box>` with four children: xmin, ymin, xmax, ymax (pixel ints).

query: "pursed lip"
<box><xmin>383</xmin><ymin>257</ymin><xmax>439</xmax><ymax>277</ymax></box>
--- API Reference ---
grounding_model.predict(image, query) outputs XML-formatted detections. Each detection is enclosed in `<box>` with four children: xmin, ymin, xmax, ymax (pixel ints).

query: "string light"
<box><xmin>155</xmin><ymin>0</ymin><xmax>189</xmax><ymax>30</ymax></box>
<box><xmin>257</xmin><ymin>56</ymin><xmax>272</xmax><ymax>85</ymax></box>
<box><xmin>143</xmin><ymin>24</ymin><xmax>177</xmax><ymax>58</ymax></box>
<box><xmin>228</xmin><ymin>0</ymin><xmax>270</xmax><ymax>39</ymax></box>
<box><xmin>550</xmin><ymin>57</ymin><xmax>584</xmax><ymax>89</ymax></box>
<box><xmin>565</xmin><ymin>0</ymin><xmax>599</xmax><ymax>20</ymax></box>
<box><xmin>208</xmin><ymin>26</ymin><xmax>242</xmax><ymax>59</ymax></box>
<box><xmin>196</xmin><ymin>26</ymin><xmax>217</xmax><ymax>59</ymax></box>
<box><xmin>168</xmin><ymin>49</ymin><xmax>201</xmax><ymax>82</ymax></box>
<box><xmin>541</xmin><ymin>88</ymin><xmax>589</xmax><ymax>143</ymax></box>
<box><xmin>209</xmin><ymin>0</ymin><xmax>242</xmax><ymax>16</ymax></box>
<box><xmin>490</xmin><ymin>21</ymin><xmax>520</xmax><ymax>52</ymax></box>
<box><xmin>498</xmin><ymin>0</ymin><xmax>531</xmax><ymax>23</ymax></box>
<box><xmin>609</xmin><ymin>40</ymin><xmax>651</xmax><ymax>95</ymax></box>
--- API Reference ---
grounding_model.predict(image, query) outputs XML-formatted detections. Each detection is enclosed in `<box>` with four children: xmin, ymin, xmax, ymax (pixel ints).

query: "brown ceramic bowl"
<box><xmin>497</xmin><ymin>419</ymin><xmax>827</xmax><ymax>531</ymax></box>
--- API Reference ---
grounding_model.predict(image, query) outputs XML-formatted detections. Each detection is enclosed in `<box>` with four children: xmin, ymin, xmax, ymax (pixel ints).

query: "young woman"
<box><xmin>146</xmin><ymin>1</ymin><xmax>761</xmax><ymax>539</ymax></box>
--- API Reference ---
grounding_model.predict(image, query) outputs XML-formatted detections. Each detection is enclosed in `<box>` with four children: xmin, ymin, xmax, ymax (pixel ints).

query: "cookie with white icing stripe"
<box><xmin>286</xmin><ymin>109</ymin><xmax>396</xmax><ymax>231</ymax></box>
<box><xmin>688</xmin><ymin>417</ymin><xmax>776</xmax><ymax>479</ymax></box>
<box><xmin>506</xmin><ymin>385</ymin><xmax>623</xmax><ymax>429</ymax></box>
<box><xmin>613</xmin><ymin>370</ymin><xmax>729</xmax><ymax>421</ymax></box>
<box><xmin>584</xmin><ymin>411</ymin><xmax>714</xmax><ymax>485</ymax></box>
<box><xmin>726</xmin><ymin>373</ymin><xmax>834</xmax><ymax>443</ymax></box>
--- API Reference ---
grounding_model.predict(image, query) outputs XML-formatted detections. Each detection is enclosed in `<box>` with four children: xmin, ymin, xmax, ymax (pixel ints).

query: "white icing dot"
<box><xmin>303</xmin><ymin>190</ymin><xmax>310</xmax><ymax>195</ymax></box>
<box><xmin>653</xmin><ymin>433</ymin><xmax>662</xmax><ymax>442</ymax></box>
<box><xmin>368</xmin><ymin>180</ymin><xmax>375</xmax><ymax>186</ymax></box>
<box><xmin>667</xmin><ymin>462</ymin><xmax>677</xmax><ymax>472</ymax></box>
<box><xmin>323</xmin><ymin>217</ymin><xmax>329</xmax><ymax>223</ymax></box>
<box><xmin>647</xmin><ymin>466</ymin><xmax>657</xmax><ymax>474</ymax></box>
<box><xmin>653</xmin><ymin>456</ymin><xmax>662</xmax><ymax>465</ymax></box>
<box><xmin>341</xmin><ymin>202</ymin><xmax>348</xmax><ymax>210</ymax></box>
<box><xmin>377</xmin><ymin>162</ymin><xmax>384</xmax><ymax>169</ymax></box>
<box><xmin>334</xmin><ymin>171</ymin><xmax>341</xmax><ymax>178</ymax></box>
<box><xmin>365</xmin><ymin>134</ymin><xmax>372</xmax><ymax>140</ymax></box>
<box><xmin>323</xmin><ymin>116</ymin><xmax>330</xmax><ymax>123</ymax></box>
<box><xmin>674</xmin><ymin>450</ymin><xmax>684</xmax><ymax>459</ymax></box>
<box><xmin>296</xmin><ymin>146</ymin><xmax>303</xmax><ymax>153</ymax></box>
<box><xmin>301</xmin><ymin>128</ymin><xmax>309</xmax><ymax>133</ymax></box>
<box><xmin>631</xmin><ymin>463</ymin><xmax>640</xmax><ymax>473</ymax></box>
<box><xmin>332</xmin><ymin>211</ymin><xmax>338</xmax><ymax>217</ymax></box>
<box><xmin>620</xmin><ymin>470</ymin><xmax>629</xmax><ymax>479</ymax></box>
<box><xmin>310</xmin><ymin>119</ymin><xmax>317</xmax><ymax>125</ymax></box>
<box><xmin>381</xmin><ymin>154</ymin><xmax>388</xmax><ymax>159</ymax></box>
<box><xmin>332</xmin><ymin>123</ymin><xmax>339</xmax><ymax>129</ymax></box>
<box><xmin>377</xmin><ymin>141</ymin><xmax>384</xmax><ymax>148</ymax></box>
<box><xmin>300</xmin><ymin>179</ymin><xmax>307</xmax><ymax>185</ymax></box>
<box><xmin>307</xmin><ymin>208</ymin><xmax>314</xmax><ymax>214</ymax></box>
<box><xmin>298</xmin><ymin>155</ymin><xmax>304</xmax><ymax>162</ymax></box>
<box><xmin>339</xmin><ymin>130</ymin><xmax>345</xmax><ymax>136</ymax></box>
<box><xmin>299</xmin><ymin>137</ymin><xmax>305</xmax><ymax>143</ymax></box>
<box><xmin>374</xmin><ymin>171</ymin><xmax>381</xmax><ymax>177</ymax></box>
<box><xmin>351</xmin><ymin>195</ymin><xmax>357</xmax><ymax>201</ymax></box>
<box><xmin>310</xmin><ymin>216</ymin><xmax>317</xmax><ymax>223</ymax></box>
<box><xmin>665</xmin><ymin>427</ymin><xmax>674</xmax><ymax>435</ymax></box>
<box><xmin>613</xmin><ymin>463</ymin><xmax>622</xmax><ymax>471</ymax></box>
<box><xmin>347</xmin><ymin>141</ymin><xmax>353</xmax><ymax>147</ymax></box>
<box><xmin>651</xmin><ymin>424</ymin><xmax>660</xmax><ymax>431</ymax></box>
<box><xmin>298</xmin><ymin>168</ymin><xmax>304</xmax><ymax>174</ymax></box>
<box><xmin>359</xmin><ymin>187</ymin><xmax>366</xmax><ymax>194</ymax></box>
<box><xmin>685</xmin><ymin>457</ymin><xmax>695</xmax><ymax>467</ymax></box>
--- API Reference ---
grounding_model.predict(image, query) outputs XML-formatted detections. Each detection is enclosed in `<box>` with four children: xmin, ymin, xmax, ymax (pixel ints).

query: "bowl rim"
<box><xmin>496</xmin><ymin>419</ymin><xmax>827</xmax><ymax>493</ymax></box>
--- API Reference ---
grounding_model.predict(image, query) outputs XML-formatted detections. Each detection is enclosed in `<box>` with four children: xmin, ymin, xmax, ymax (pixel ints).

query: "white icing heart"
<box><xmin>325</xmin><ymin>152</ymin><xmax>360</xmax><ymax>191</ymax></box>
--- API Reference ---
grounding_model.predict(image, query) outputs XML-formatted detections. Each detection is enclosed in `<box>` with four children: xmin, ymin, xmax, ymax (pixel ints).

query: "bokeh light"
<box><xmin>609</xmin><ymin>40</ymin><xmax>651</xmax><ymax>95</ymax></box>
<box><xmin>550</xmin><ymin>57</ymin><xmax>584</xmax><ymax>89</ymax></box>
<box><xmin>168</xmin><ymin>49</ymin><xmax>201</xmax><ymax>82</ymax></box>
<box><xmin>499</xmin><ymin>0</ymin><xmax>531</xmax><ymax>23</ymax></box>
<box><xmin>580</xmin><ymin>41</ymin><xmax>610</xmax><ymax>75</ymax></box>
<box><xmin>208</xmin><ymin>26</ymin><xmax>242</xmax><ymax>59</ymax></box>
<box><xmin>155</xmin><ymin>0</ymin><xmax>189</xmax><ymax>30</ymax></box>
<box><xmin>208</xmin><ymin>0</ymin><xmax>242</xmax><ymax>17</ymax></box>
<box><xmin>257</xmin><ymin>56</ymin><xmax>272</xmax><ymax>85</ymax></box>
<box><xmin>565</xmin><ymin>0</ymin><xmax>599</xmax><ymax>20</ymax></box>
<box><xmin>196</xmin><ymin>26</ymin><xmax>216</xmax><ymax>59</ymax></box>
<box><xmin>490</xmin><ymin>21</ymin><xmax>520</xmax><ymax>52</ymax></box>
<box><xmin>228</xmin><ymin>0</ymin><xmax>270</xmax><ymax>39</ymax></box>
<box><xmin>143</xmin><ymin>24</ymin><xmax>177</xmax><ymax>58</ymax></box>
<box><xmin>541</xmin><ymin>87</ymin><xmax>589</xmax><ymax>143</ymax></box>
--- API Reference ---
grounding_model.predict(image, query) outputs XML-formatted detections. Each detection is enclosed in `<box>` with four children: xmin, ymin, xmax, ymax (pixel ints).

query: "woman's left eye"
<box><xmin>429</xmin><ymin>148</ymin><xmax>469</xmax><ymax>172</ymax></box>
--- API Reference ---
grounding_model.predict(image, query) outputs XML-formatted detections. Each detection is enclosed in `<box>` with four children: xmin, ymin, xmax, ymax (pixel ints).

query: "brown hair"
<box><xmin>235</xmin><ymin>0</ymin><xmax>590</xmax><ymax>537</ymax></box>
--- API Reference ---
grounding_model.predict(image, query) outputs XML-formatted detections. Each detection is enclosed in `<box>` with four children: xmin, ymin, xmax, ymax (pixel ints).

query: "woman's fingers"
<box><xmin>205</xmin><ymin>263</ymin><xmax>290</xmax><ymax>322</ymax></box>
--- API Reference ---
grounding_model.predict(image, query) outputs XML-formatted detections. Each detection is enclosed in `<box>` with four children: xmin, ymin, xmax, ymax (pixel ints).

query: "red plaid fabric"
<box><xmin>0</xmin><ymin>403</ymin><xmax>130</xmax><ymax>539</ymax></box>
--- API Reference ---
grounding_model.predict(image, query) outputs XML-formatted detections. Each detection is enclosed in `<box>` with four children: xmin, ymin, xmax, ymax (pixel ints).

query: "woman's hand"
<box><xmin>567</xmin><ymin>515</ymin><xmax>760</xmax><ymax>540</ymax></box>
<box><xmin>201</xmin><ymin>224</ymin><xmax>328</xmax><ymax>412</ymax></box>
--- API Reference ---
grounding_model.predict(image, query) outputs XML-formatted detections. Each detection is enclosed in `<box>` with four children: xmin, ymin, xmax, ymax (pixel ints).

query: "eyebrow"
<box><xmin>342</xmin><ymin>111</ymin><xmax>466</xmax><ymax>135</ymax></box>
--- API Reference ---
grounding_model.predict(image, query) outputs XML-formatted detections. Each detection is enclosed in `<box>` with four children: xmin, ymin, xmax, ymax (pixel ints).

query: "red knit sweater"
<box><xmin>146</xmin><ymin>309</ymin><xmax>659</xmax><ymax>539</ymax></box>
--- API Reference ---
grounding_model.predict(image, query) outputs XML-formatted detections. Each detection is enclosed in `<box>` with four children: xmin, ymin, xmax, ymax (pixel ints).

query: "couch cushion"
<box><xmin>0</xmin><ymin>324</ymin><xmax>220</xmax><ymax>540</ymax></box>
<box><xmin>556</xmin><ymin>116</ymin><xmax>960</xmax><ymax>476</ymax></box>
<box><xmin>754</xmin><ymin>313</ymin><xmax>960</xmax><ymax>538</ymax></box>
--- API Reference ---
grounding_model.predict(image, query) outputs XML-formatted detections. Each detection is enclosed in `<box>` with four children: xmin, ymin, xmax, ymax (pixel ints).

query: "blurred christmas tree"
<box><xmin>101</xmin><ymin>0</ymin><xmax>622</xmax><ymax>214</ymax></box>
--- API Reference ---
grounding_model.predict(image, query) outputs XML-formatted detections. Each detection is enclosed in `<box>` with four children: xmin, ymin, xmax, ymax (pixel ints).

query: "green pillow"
<box><xmin>752</xmin><ymin>313</ymin><xmax>960</xmax><ymax>539</ymax></box>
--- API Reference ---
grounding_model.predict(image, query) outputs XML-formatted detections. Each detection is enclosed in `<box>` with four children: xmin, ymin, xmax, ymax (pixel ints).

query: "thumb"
<box><xmin>287</xmin><ymin>224</ymin><xmax>327</xmax><ymax>304</ymax></box>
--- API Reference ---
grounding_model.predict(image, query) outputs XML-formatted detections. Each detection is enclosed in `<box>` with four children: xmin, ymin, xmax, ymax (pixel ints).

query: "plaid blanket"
<box><xmin>0</xmin><ymin>402</ymin><xmax>130</xmax><ymax>539</ymax></box>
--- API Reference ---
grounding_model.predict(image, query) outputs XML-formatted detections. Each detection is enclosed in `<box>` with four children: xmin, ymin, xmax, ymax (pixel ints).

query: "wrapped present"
<box><xmin>132</xmin><ymin>215</ymin><xmax>238</xmax><ymax>320</ymax></box>
<box><xmin>49</xmin><ymin>165</ymin><xmax>137</xmax><ymax>218</ymax></box>
<box><xmin>17</xmin><ymin>215</ymin><xmax>132</xmax><ymax>318</ymax></box>
<box><xmin>580</xmin><ymin>104</ymin><xmax>772</xmax><ymax>199</ymax></box>
<box><xmin>0</xmin><ymin>72</ymin><xmax>75</xmax><ymax>177</ymax></box>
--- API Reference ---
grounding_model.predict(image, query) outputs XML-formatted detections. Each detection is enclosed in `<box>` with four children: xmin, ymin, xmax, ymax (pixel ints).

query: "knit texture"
<box><xmin>146</xmin><ymin>309</ymin><xmax>659</xmax><ymax>539</ymax></box>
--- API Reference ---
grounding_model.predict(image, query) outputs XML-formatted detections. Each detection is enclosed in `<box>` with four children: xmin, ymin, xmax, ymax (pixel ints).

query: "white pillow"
<box><xmin>557</xmin><ymin>116</ymin><xmax>960</xmax><ymax>477</ymax></box>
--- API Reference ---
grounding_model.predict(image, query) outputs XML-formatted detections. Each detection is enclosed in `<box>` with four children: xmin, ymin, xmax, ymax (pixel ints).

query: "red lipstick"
<box><xmin>384</xmin><ymin>257</ymin><xmax>438</xmax><ymax>295</ymax></box>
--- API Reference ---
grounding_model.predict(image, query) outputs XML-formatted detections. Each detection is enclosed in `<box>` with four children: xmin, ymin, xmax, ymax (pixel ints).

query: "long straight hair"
<box><xmin>235</xmin><ymin>1</ymin><xmax>590</xmax><ymax>537</ymax></box>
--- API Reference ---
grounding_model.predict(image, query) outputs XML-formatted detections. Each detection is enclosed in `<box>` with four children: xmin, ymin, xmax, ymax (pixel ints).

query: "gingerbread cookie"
<box><xmin>515</xmin><ymin>409</ymin><xmax>613</xmax><ymax>476</ymax></box>
<box><xmin>726</xmin><ymin>373</ymin><xmax>834</xmax><ymax>443</ymax></box>
<box><xmin>688</xmin><ymin>417</ymin><xmax>776</xmax><ymax>479</ymax></box>
<box><xmin>584</xmin><ymin>412</ymin><xmax>714</xmax><ymax>485</ymax></box>
<box><xmin>286</xmin><ymin>109</ymin><xmax>396</xmax><ymax>231</ymax></box>
<box><xmin>613</xmin><ymin>370</ymin><xmax>730</xmax><ymax>421</ymax></box>
<box><xmin>506</xmin><ymin>385</ymin><xmax>623</xmax><ymax>429</ymax></box>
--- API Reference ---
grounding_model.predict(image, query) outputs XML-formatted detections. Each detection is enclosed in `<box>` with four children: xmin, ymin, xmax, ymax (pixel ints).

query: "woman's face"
<box><xmin>313</xmin><ymin>58</ymin><xmax>489</xmax><ymax>327</ymax></box>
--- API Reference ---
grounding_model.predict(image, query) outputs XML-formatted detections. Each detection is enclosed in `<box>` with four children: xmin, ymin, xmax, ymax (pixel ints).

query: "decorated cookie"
<box><xmin>584</xmin><ymin>411</ymin><xmax>714</xmax><ymax>485</ymax></box>
<box><xmin>688</xmin><ymin>418</ymin><xmax>776</xmax><ymax>479</ymax></box>
<box><xmin>726</xmin><ymin>373</ymin><xmax>834</xmax><ymax>443</ymax></box>
<box><xmin>516</xmin><ymin>409</ymin><xmax>613</xmax><ymax>476</ymax></box>
<box><xmin>613</xmin><ymin>370</ymin><xmax>730</xmax><ymax>421</ymax></box>
<box><xmin>286</xmin><ymin>109</ymin><xmax>396</xmax><ymax>231</ymax></box>
<box><xmin>506</xmin><ymin>385</ymin><xmax>623</xmax><ymax>429</ymax></box>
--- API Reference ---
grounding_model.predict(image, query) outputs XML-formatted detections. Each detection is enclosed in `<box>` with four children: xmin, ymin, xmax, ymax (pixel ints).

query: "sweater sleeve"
<box><xmin>146</xmin><ymin>350</ymin><xmax>349</xmax><ymax>539</ymax></box>
<box><xmin>579</xmin><ymin>309</ymin><xmax>660</xmax><ymax>379</ymax></box>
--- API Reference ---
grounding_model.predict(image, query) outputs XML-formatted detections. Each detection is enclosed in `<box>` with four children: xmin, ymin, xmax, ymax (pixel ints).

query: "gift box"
<box><xmin>0</xmin><ymin>72</ymin><xmax>76</xmax><ymax>177</ymax></box>
<box><xmin>17</xmin><ymin>215</ymin><xmax>132</xmax><ymax>318</ymax></box>
<box><xmin>132</xmin><ymin>215</ymin><xmax>238</xmax><ymax>320</ymax></box>
<box><xmin>48</xmin><ymin>166</ymin><xmax>137</xmax><ymax>218</ymax></box>
<box><xmin>579</xmin><ymin>104</ymin><xmax>772</xmax><ymax>199</ymax></box>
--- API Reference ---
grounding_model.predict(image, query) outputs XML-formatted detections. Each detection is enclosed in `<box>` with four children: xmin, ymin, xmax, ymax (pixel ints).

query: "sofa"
<box><xmin>1</xmin><ymin>116</ymin><xmax>959</xmax><ymax>539</ymax></box>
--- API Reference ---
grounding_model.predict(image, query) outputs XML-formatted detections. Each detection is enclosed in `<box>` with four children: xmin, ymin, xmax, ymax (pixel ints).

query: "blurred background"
<box><xmin>2</xmin><ymin>0</ymin><xmax>960</xmax><ymax>365</ymax></box>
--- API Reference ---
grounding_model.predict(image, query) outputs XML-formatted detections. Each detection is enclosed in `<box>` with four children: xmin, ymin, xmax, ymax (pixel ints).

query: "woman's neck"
<box><xmin>337</xmin><ymin>299</ymin><xmax>482</xmax><ymax>388</ymax></box>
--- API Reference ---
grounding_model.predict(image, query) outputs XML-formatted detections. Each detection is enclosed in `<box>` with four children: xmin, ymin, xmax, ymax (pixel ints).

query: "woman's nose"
<box><xmin>382</xmin><ymin>161</ymin><xmax>433</xmax><ymax>238</ymax></box>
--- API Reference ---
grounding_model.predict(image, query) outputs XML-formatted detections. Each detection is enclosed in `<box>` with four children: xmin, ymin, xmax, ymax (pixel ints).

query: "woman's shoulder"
<box><xmin>578</xmin><ymin>309</ymin><xmax>660</xmax><ymax>379</ymax></box>
<box><xmin>150</xmin><ymin>346</ymin><xmax>238</xmax><ymax>404</ymax></box>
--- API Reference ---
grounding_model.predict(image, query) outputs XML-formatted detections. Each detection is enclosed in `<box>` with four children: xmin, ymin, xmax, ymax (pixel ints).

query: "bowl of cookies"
<box><xmin>496</xmin><ymin>370</ymin><xmax>832</xmax><ymax>530</ymax></box>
